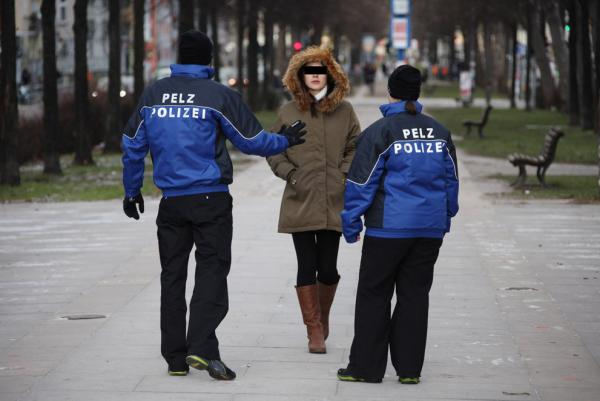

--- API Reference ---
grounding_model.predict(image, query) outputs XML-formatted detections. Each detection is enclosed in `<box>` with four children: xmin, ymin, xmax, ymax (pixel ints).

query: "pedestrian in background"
<box><xmin>337</xmin><ymin>65</ymin><xmax>459</xmax><ymax>384</ymax></box>
<box><xmin>267</xmin><ymin>47</ymin><xmax>361</xmax><ymax>354</ymax></box>
<box><xmin>121</xmin><ymin>30</ymin><xmax>306</xmax><ymax>380</ymax></box>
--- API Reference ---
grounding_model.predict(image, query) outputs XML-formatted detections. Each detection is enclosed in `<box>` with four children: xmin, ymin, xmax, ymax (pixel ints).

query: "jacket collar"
<box><xmin>379</xmin><ymin>100</ymin><xmax>423</xmax><ymax>117</ymax></box>
<box><xmin>170</xmin><ymin>64</ymin><xmax>215</xmax><ymax>79</ymax></box>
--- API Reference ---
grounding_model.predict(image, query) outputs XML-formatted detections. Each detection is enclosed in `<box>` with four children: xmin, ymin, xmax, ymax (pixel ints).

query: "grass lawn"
<box><xmin>255</xmin><ymin>110</ymin><xmax>279</xmax><ymax>131</ymax></box>
<box><xmin>428</xmin><ymin>107</ymin><xmax>598</xmax><ymax>164</ymax></box>
<box><xmin>490</xmin><ymin>175</ymin><xmax>600</xmax><ymax>203</ymax></box>
<box><xmin>421</xmin><ymin>80</ymin><xmax>505</xmax><ymax>100</ymax></box>
<box><xmin>0</xmin><ymin>153</ymin><xmax>161</xmax><ymax>202</ymax></box>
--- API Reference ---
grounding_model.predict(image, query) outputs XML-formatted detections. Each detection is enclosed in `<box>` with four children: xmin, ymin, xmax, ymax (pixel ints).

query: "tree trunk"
<box><xmin>448</xmin><ymin>32</ymin><xmax>456</xmax><ymax>79</ymax></box>
<box><xmin>597</xmin><ymin>102</ymin><xmax>600</xmax><ymax>191</ymax></box>
<box><xmin>105</xmin><ymin>0</ymin><xmax>121</xmax><ymax>153</ymax></box>
<box><xmin>197</xmin><ymin>0</ymin><xmax>208</xmax><ymax>33</ymax></box>
<box><xmin>310</xmin><ymin>20</ymin><xmax>324</xmax><ymax>46</ymax></box>
<box><xmin>568</xmin><ymin>0</ymin><xmax>580</xmax><ymax>124</ymax></box>
<box><xmin>483</xmin><ymin>22</ymin><xmax>494</xmax><ymax>105</ymax></box>
<box><xmin>525</xmin><ymin>4</ymin><xmax>533</xmax><ymax>111</ymax></box>
<box><xmin>593</xmin><ymin>0</ymin><xmax>600</xmax><ymax>130</ymax></box>
<box><xmin>246</xmin><ymin>4</ymin><xmax>259</xmax><ymax>110</ymax></box>
<box><xmin>462</xmin><ymin>27</ymin><xmax>471</xmax><ymax>65</ymax></box>
<box><xmin>576</xmin><ymin>0</ymin><xmax>594</xmax><ymax>129</ymax></box>
<box><xmin>262</xmin><ymin>7</ymin><xmax>274</xmax><ymax>109</ymax></box>
<box><xmin>510</xmin><ymin>22</ymin><xmax>518</xmax><ymax>109</ymax></box>
<box><xmin>73</xmin><ymin>0</ymin><xmax>94</xmax><ymax>165</ymax></box>
<box><xmin>0</xmin><ymin>0</ymin><xmax>20</xmax><ymax>185</ymax></box>
<box><xmin>475</xmin><ymin>27</ymin><xmax>486</xmax><ymax>87</ymax></box>
<box><xmin>236</xmin><ymin>0</ymin><xmax>245</xmax><ymax>93</ymax></box>
<box><xmin>210</xmin><ymin>4</ymin><xmax>220</xmax><ymax>82</ymax></box>
<box><xmin>276</xmin><ymin>22</ymin><xmax>287</xmax><ymax>79</ymax></box>
<box><xmin>544</xmin><ymin>0</ymin><xmax>569</xmax><ymax>111</ymax></box>
<box><xmin>332</xmin><ymin>25</ymin><xmax>341</xmax><ymax>60</ymax></box>
<box><xmin>134</xmin><ymin>0</ymin><xmax>145</xmax><ymax>103</ymax></box>
<box><xmin>42</xmin><ymin>0</ymin><xmax>61</xmax><ymax>174</ymax></box>
<box><xmin>179</xmin><ymin>0</ymin><xmax>194</xmax><ymax>39</ymax></box>
<box><xmin>530</xmin><ymin>2</ymin><xmax>555</xmax><ymax>109</ymax></box>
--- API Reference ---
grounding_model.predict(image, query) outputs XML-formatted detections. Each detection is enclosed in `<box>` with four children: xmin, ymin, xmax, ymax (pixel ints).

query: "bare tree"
<box><xmin>105</xmin><ymin>0</ymin><xmax>122</xmax><ymax>153</ymax></box>
<box><xmin>530</xmin><ymin>1</ymin><xmax>556</xmax><ymax>109</ymax></box>
<box><xmin>197</xmin><ymin>0</ymin><xmax>208</xmax><ymax>32</ymax></box>
<box><xmin>568</xmin><ymin>0</ymin><xmax>579</xmax><ymax>124</ymax></box>
<box><xmin>247</xmin><ymin>1</ymin><xmax>259</xmax><ymax>110</ymax></box>
<box><xmin>544</xmin><ymin>0</ymin><xmax>569</xmax><ymax>111</ymax></box>
<box><xmin>73</xmin><ymin>0</ymin><xmax>93</xmax><ymax>165</ymax></box>
<box><xmin>210</xmin><ymin>3</ymin><xmax>221</xmax><ymax>81</ymax></box>
<box><xmin>236</xmin><ymin>0</ymin><xmax>245</xmax><ymax>93</ymax></box>
<box><xmin>0</xmin><ymin>0</ymin><xmax>20</xmax><ymax>185</ymax></box>
<box><xmin>42</xmin><ymin>0</ymin><xmax>61</xmax><ymax>174</ymax></box>
<box><xmin>133</xmin><ymin>0</ymin><xmax>145</xmax><ymax>103</ymax></box>
<box><xmin>575</xmin><ymin>0</ymin><xmax>594</xmax><ymax>129</ymax></box>
<box><xmin>179</xmin><ymin>0</ymin><xmax>194</xmax><ymax>39</ymax></box>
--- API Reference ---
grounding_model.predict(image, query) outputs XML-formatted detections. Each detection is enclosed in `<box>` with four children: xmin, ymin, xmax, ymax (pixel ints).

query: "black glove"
<box><xmin>123</xmin><ymin>193</ymin><xmax>144</xmax><ymax>220</ymax></box>
<box><xmin>280</xmin><ymin>120</ymin><xmax>307</xmax><ymax>147</ymax></box>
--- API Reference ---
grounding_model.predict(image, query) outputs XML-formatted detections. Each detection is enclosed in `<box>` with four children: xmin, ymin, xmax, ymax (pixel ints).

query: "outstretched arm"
<box><xmin>218</xmin><ymin>91</ymin><xmax>291</xmax><ymax>157</ymax></box>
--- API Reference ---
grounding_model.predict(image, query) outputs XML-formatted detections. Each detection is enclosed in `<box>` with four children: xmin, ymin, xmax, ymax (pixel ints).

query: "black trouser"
<box><xmin>156</xmin><ymin>192</ymin><xmax>232</xmax><ymax>370</ymax></box>
<box><xmin>347</xmin><ymin>236</ymin><xmax>443</xmax><ymax>380</ymax></box>
<box><xmin>292</xmin><ymin>230</ymin><xmax>341</xmax><ymax>286</ymax></box>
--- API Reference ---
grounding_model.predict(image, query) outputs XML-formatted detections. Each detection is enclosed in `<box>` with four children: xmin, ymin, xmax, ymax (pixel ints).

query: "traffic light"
<box><xmin>293</xmin><ymin>41</ymin><xmax>303</xmax><ymax>52</ymax></box>
<box><xmin>565</xmin><ymin>24</ymin><xmax>571</xmax><ymax>32</ymax></box>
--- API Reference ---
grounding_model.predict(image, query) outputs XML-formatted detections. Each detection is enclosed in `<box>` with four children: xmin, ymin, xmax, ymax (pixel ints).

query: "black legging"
<box><xmin>292</xmin><ymin>230</ymin><xmax>341</xmax><ymax>286</ymax></box>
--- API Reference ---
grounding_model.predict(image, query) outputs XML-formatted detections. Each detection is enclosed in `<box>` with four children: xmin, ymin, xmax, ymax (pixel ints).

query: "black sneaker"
<box><xmin>167</xmin><ymin>368</ymin><xmax>189</xmax><ymax>376</ymax></box>
<box><xmin>398</xmin><ymin>376</ymin><xmax>420</xmax><ymax>384</ymax></box>
<box><xmin>337</xmin><ymin>368</ymin><xmax>382</xmax><ymax>383</ymax></box>
<box><xmin>186</xmin><ymin>355</ymin><xmax>236</xmax><ymax>381</ymax></box>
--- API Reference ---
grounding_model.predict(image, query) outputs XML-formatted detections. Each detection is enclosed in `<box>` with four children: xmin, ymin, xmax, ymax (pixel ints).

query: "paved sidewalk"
<box><xmin>1</xmin><ymin>96</ymin><xmax>600</xmax><ymax>401</ymax></box>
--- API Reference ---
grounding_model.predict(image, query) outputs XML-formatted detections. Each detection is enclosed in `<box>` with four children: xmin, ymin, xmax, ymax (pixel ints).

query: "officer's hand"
<box><xmin>123</xmin><ymin>193</ymin><xmax>144</xmax><ymax>220</ymax></box>
<box><xmin>280</xmin><ymin>120</ymin><xmax>307</xmax><ymax>147</ymax></box>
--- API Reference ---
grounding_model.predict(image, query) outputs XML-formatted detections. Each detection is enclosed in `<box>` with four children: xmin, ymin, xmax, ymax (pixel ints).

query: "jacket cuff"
<box><xmin>277</xmin><ymin>163</ymin><xmax>296</xmax><ymax>181</ymax></box>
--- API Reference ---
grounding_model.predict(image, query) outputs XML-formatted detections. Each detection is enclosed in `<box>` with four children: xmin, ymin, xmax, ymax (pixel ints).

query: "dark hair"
<box><xmin>405</xmin><ymin>101</ymin><xmax>418</xmax><ymax>115</ymax></box>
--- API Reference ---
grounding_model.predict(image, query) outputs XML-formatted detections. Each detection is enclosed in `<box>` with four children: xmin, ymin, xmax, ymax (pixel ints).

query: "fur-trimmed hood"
<box><xmin>282</xmin><ymin>46</ymin><xmax>350</xmax><ymax>114</ymax></box>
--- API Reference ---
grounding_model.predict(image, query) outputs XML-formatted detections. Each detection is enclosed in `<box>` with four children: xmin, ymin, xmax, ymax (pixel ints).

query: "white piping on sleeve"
<box><xmin>346</xmin><ymin>141</ymin><xmax>397</xmax><ymax>186</ymax></box>
<box><xmin>445</xmin><ymin>143</ymin><xmax>459</xmax><ymax>179</ymax></box>
<box><xmin>122</xmin><ymin>118</ymin><xmax>145</xmax><ymax>140</ymax></box>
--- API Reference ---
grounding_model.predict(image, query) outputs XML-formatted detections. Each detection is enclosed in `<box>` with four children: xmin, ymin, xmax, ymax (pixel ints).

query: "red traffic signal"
<box><xmin>293</xmin><ymin>41</ymin><xmax>303</xmax><ymax>52</ymax></box>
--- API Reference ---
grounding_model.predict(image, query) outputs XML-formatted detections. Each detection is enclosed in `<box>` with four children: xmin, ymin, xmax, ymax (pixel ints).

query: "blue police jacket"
<box><xmin>122</xmin><ymin>64</ymin><xmax>289</xmax><ymax>198</ymax></box>
<box><xmin>341</xmin><ymin>101</ymin><xmax>459</xmax><ymax>243</ymax></box>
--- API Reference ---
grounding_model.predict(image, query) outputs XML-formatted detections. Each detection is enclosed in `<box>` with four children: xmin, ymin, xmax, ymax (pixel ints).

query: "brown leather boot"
<box><xmin>318</xmin><ymin>281</ymin><xmax>338</xmax><ymax>340</ymax></box>
<box><xmin>296</xmin><ymin>284</ymin><xmax>326</xmax><ymax>354</ymax></box>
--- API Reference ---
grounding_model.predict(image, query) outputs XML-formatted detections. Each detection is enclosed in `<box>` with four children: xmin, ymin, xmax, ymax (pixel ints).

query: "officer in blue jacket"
<box><xmin>337</xmin><ymin>65</ymin><xmax>459</xmax><ymax>384</ymax></box>
<box><xmin>121</xmin><ymin>31</ymin><xmax>306</xmax><ymax>380</ymax></box>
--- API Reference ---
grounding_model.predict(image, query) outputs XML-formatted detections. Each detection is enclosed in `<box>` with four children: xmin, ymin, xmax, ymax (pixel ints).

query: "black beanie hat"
<box><xmin>388</xmin><ymin>64</ymin><xmax>422</xmax><ymax>100</ymax></box>
<box><xmin>179</xmin><ymin>30</ymin><xmax>213</xmax><ymax>65</ymax></box>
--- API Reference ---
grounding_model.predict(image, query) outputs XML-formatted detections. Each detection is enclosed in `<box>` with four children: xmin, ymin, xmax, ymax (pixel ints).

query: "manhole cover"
<box><xmin>62</xmin><ymin>314</ymin><xmax>106</xmax><ymax>320</ymax></box>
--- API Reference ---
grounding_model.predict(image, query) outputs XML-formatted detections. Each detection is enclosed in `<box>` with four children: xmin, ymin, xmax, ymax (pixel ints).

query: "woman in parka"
<box><xmin>267</xmin><ymin>47</ymin><xmax>361</xmax><ymax>354</ymax></box>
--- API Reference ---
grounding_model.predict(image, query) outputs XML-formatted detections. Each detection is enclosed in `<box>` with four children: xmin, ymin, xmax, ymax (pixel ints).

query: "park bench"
<box><xmin>463</xmin><ymin>105</ymin><xmax>492</xmax><ymax>138</ymax></box>
<box><xmin>507</xmin><ymin>128</ymin><xmax>565</xmax><ymax>187</ymax></box>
